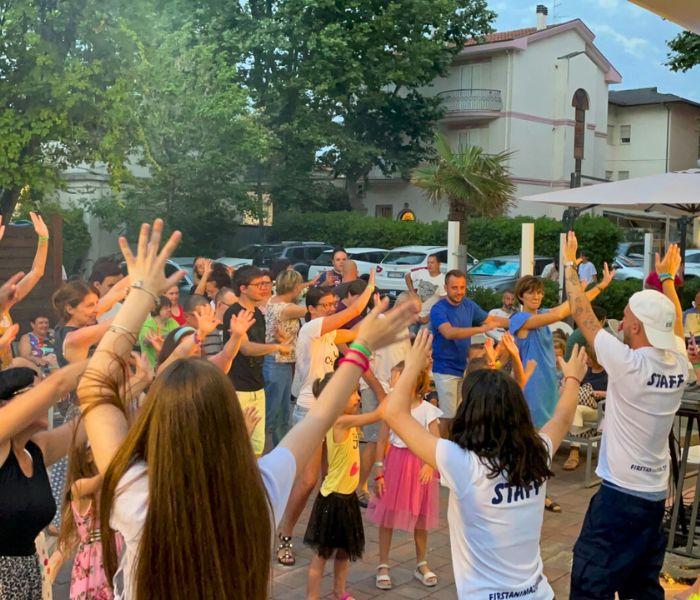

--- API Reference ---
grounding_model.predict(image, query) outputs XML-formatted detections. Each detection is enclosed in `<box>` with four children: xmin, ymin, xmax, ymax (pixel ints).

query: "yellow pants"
<box><xmin>236</xmin><ymin>388</ymin><xmax>266</xmax><ymax>455</ymax></box>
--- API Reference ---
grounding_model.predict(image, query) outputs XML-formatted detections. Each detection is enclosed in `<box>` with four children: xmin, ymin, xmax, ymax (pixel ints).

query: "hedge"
<box><xmin>270</xmin><ymin>212</ymin><xmax>621</xmax><ymax>271</ymax></box>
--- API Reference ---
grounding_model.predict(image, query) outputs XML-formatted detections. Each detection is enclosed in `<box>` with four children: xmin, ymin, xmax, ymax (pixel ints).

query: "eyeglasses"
<box><xmin>247</xmin><ymin>281</ymin><xmax>273</xmax><ymax>289</ymax></box>
<box><xmin>318</xmin><ymin>302</ymin><xmax>336</xmax><ymax>309</ymax></box>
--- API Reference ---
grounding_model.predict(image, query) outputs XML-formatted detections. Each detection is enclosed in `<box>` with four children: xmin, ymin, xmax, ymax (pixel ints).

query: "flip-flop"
<box><xmin>563</xmin><ymin>456</ymin><xmax>580</xmax><ymax>471</ymax></box>
<box><xmin>545</xmin><ymin>497</ymin><xmax>562</xmax><ymax>513</ymax></box>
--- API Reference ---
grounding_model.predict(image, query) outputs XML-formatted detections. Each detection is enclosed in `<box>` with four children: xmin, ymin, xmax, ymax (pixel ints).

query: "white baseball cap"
<box><xmin>628</xmin><ymin>290</ymin><xmax>678</xmax><ymax>351</ymax></box>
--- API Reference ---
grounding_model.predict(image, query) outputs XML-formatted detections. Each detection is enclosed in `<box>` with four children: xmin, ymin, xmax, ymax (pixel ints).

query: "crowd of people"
<box><xmin>0</xmin><ymin>217</ymin><xmax>696</xmax><ymax>600</ymax></box>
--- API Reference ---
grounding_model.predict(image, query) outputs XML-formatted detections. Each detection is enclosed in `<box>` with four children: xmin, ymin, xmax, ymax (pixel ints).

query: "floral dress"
<box><xmin>69</xmin><ymin>501</ymin><xmax>116</xmax><ymax>600</ymax></box>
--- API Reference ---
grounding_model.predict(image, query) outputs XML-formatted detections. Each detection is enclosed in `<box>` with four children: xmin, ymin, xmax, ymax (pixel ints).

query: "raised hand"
<box><xmin>355</xmin><ymin>295</ymin><xmax>419</xmax><ymax>353</ymax></box>
<box><xmin>229</xmin><ymin>309</ymin><xmax>255</xmax><ymax>338</ymax></box>
<box><xmin>599</xmin><ymin>262</ymin><xmax>616</xmax><ymax>289</ymax></box>
<box><xmin>367</xmin><ymin>267</ymin><xmax>376</xmax><ymax>290</ymax></box>
<box><xmin>195</xmin><ymin>304</ymin><xmax>220</xmax><ymax>337</ymax></box>
<box><xmin>0</xmin><ymin>272</ymin><xmax>25</xmax><ymax>314</ymax></box>
<box><xmin>404</xmin><ymin>328</ymin><xmax>433</xmax><ymax>375</ymax></box>
<box><xmin>564</xmin><ymin>231</ymin><xmax>578</xmax><ymax>263</ymax></box>
<box><xmin>131</xmin><ymin>351</ymin><xmax>155</xmax><ymax>385</ymax></box>
<box><xmin>30</xmin><ymin>212</ymin><xmax>49</xmax><ymax>239</ymax></box>
<box><xmin>243</xmin><ymin>405</ymin><xmax>262</xmax><ymax>437</ymax></box>
<box><xmin>118</xmin><ymin>219</ymin><xmax>184</xmax><ymax>296</ymax></box>
<box><xmin>0</xmin><ymin>323</ymin><xmax>19</xmax><ymax>351</ymax></box>
<box><xmin>146</xmin><ymin>332</ymin><xmax>164</xmax><ymax>354</ymax></box>
<box><xmin>500</xmin><ymin>332</ymin><xmax>519</xmax><ymax>359</ymax></box>
<box><xmin>656</xmin><ymin>244</ymin><xmax>681</xmax><ymax>278</ymax></box>
<box><xmin>0</xmin><ymin>215</ymin><xmax>5</xmax><ymax>241</ymax></box>
<box><xmin>558</xmin><ymin>344</ymin><xmax>588</xmax><ymax>382</ymax></box>
<box><xmin>484</xmin><ymin>337</ymin><xmax>498</xmax><ymax>368</ymax></box>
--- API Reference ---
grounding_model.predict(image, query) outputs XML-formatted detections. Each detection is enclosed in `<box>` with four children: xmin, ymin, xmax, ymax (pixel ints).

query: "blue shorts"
<box><xmin>571</xmin><ymin>483</ymin><xmax>666</xmax><ymax>600</ymax></box>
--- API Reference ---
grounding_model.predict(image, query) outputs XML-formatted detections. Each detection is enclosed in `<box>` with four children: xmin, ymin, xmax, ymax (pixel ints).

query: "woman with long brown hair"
<box><xmin>77</xmin><ymin>219</ymin><xmax>418</xmax><ymax>599</ymax></box>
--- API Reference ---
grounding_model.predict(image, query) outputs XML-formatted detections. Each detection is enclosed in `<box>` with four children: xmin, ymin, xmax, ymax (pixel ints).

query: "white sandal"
<box><xmin>414</xmin><ymin>560</ymin><xmax>437</xmax><ymax>587</ymax></box>
<box><xmin>375</xmin><ymin>564</ymin><xmax>392</xmax><ymax>590</ymax></box>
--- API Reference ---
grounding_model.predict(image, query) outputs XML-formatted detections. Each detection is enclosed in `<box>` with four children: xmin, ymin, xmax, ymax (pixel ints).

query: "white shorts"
<box><xmin>433</xmin><ymin>373</ymin><xmax>463</xmax><ymax>418</ymax></box>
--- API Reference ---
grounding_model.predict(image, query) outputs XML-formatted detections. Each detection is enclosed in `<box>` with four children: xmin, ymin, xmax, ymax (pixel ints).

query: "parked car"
<box><xmin>616</xmin><ymin>242</ymin><xmax>646</xmax><ymax>266</ymax></box>
<box><xmin>612</xmin><ymin>255</ymin><xmax>644</xmax><ymax>281</ymax></box>
<box><xmin>214</xmin><ymin>256</ymin><xmax>254</xmax><ymax>271</ymax></box>
<box><xmin>229</xmin><ymin>242</ymin><xmax>332</xmax><ymax>277</ymax></box>
<box><xmin>684</xmin><ymin>249</ymin><xmax>700</xmax><ymax>279</ymax></box>
<box><xmin>467</xmin><ymin>255</ymin><xmax>553</xmax><ymax>292</ymax></box>
<box><xmin>307</xmin><ymin>247</ymin><xmax>388</xmax><ymax>281</ymax></box>
<box><xmin>375</xmin><ymin>246</ymin><xmax>478</xmax><ymax>295</ymax></box>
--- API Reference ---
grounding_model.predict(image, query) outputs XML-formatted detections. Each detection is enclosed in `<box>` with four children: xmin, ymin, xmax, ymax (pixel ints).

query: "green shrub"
<box><xmin>467</xmin><ymin>286</ymin><xmax>503</xmax><ymax>311</ymax></box>
<box><xmin>270</xmin><ymin>211</ymin><xmax>621</xmax><ymax>270</ymax></box>
<box><xmin>681</xmin><ymin>277</ymin><xmax>700</xmax><ymax>309</ymax></box>
<box><xmin>595</xmin><ymin>279</ymin><xmax>643</xmax><ymax>320</ymax></box>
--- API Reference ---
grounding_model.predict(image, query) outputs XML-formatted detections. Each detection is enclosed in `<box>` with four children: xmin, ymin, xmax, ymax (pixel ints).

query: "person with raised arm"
<box><xmin>76</xmin><ymin>219</ymin><xmax>418</xmax><ymax>599</ymax></box>
<box><xmin>382</xmin><ymin>329</ymin><xmax>589</xmax><ymax>599</ymax></box>
<box><xmin>510</xmin><ymin>266</ymin><xmax>613</xmax><ymax>513</ymax></box>
<box><xmin>0</xmin><ymin>212</ymin><xmax>49</xmax><ymax>369</ymax></box>
<box><xmin>564</xmin><ymin>233</ymin><xmax>688</xmax><ymax>600</ymax></box>
<box><xmin>0</xmin><ymin>359</ymin><xmax>88</xmax><ymax>597</ymax></box>
<box><xmin>276</xmin><ymin>269</ymin><xmax>377</xmax><ymax>566</ymax></box>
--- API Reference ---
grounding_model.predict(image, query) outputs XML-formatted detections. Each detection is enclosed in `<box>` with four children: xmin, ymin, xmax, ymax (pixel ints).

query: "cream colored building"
<box><xmin>363</xmin><ymin>7</ymin><xmax>621</xmax><ymax>222</ymax></box>
<box><xmin>607</xmin><ymin>87</ymin><xmax>700</xmax><ymax>180</ymax></box>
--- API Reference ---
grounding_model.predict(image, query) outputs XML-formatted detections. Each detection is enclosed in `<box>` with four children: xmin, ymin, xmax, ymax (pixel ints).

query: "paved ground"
<box><xmin>271</xmin><ymin>448</ymin><xmax>694</xmax><ymax>599</ymax></box>
<box><xmin>48</xmin><ymin>447</ymin><xmax>694</xmax><ymax>599</ymax></box>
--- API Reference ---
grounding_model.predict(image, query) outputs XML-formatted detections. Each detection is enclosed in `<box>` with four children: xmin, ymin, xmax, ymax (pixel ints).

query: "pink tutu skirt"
<box><xmin>367</xmin><ymin>446</ymin><xmax>440</xmax><ymax>532</ymax></box>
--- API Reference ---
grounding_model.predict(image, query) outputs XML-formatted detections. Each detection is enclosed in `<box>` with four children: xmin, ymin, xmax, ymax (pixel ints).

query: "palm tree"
<box><xmin>411</xmin><ymin>133</ymin><xmax>515</xmax><ymax>262</ymax></box>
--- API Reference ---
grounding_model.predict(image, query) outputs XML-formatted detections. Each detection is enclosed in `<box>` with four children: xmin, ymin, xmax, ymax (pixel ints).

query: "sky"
<box><xmin>489</xmin><ymin>0</ymin><xmax>700</xmax><ymax>102</ymax></box>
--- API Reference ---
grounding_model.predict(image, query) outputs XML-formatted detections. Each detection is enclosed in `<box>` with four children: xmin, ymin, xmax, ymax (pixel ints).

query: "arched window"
<box><xmin>572</xmin><ymin>89</ymin><xmax>590</xmax><ymax>161</ymax></box>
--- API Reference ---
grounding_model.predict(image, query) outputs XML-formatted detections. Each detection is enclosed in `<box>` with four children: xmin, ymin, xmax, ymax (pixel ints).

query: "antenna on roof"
<box><xmin>551</xmin><ymin>0</ymin><xmax>564</xmax><ymax>23</ymax></box>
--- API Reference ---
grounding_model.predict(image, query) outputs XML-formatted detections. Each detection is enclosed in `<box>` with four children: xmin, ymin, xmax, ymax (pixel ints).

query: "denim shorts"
<box><xmin>291</xmin><ymin>403</ymin><xmax>309</xmax><ymax>427</ymax></box>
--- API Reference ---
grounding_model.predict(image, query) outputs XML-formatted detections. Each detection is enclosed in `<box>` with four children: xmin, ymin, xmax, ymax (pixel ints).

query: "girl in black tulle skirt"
<box><xmin>303</xmin><ymin>372</ymin><xmax>383</xmax><ymax>600</ymax></box>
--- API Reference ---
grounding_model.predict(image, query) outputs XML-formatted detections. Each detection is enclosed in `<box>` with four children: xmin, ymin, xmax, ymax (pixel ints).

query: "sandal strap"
<box><xmin>377</xmin><ymin>563</ymin><xmax>390</xmax><ymax>570</ymax></box>
<box><xmin>416</xmin><ymin>560</ymin><xmax>428</xmax><ymax>568</ymax></box>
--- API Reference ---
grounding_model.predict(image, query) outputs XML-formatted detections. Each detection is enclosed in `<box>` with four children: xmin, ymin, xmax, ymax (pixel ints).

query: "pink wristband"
<box><xmin>339</xmin><ymin>356</ymin><xmax>368</xmax><ymax>372</ymax></box>
<box><xmin>345</xmin><ymin>348</ymin><xmax>370</xmax><ymax>366</ymax></box>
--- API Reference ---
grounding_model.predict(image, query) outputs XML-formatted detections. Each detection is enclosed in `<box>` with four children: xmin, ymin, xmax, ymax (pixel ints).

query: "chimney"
<box><xmin>536</xmin><ymin>4</ymin><xmax>548</xmax><ymax>30</ymax></box>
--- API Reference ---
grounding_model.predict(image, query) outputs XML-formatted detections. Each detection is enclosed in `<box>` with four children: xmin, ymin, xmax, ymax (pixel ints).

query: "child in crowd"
<box><xmin>368</xmin><ymin>361</ymin><xmax>441</xmax><ymax>590</ymax></box>
<box><xmin>553</xmin><ymin>337</ymin><xmax>567</xmax><ymax>386</ymax></box>
<box><xmin>55</xmin><ymin>441</ymin><xmax>117</xmax><ymax>599</ymax></box>
<box><xmin>304</xmin><ymin>372</ymin><xmax>383</xmax><ymax>600</ymax></box>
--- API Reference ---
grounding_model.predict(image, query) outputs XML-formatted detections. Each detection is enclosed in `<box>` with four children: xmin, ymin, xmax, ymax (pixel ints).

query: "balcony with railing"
<box><xmin>437</xmin><ymin>89</ymin><xmax>503</xmax><ymax>122</ymax></box>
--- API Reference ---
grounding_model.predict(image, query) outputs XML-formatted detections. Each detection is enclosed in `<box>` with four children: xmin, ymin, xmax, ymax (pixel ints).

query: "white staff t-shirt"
<box><xmin>594</xmin><ymin>330</ymin><xmax>687</xmax><ymax>492</ymax></box>
<box><xmin>292</xmin><ymin>317</ymin><xmax>339</xmax><ymax>409</ymax></box>
<box><xmin>435</xmin><ymin>436</ymin><xmax>554</xmax><ymax>600</ymax></box>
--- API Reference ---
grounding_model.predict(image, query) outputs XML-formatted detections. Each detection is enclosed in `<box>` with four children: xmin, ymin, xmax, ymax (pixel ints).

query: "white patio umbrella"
<box><xmin>523</xmin><ymin>168</ymin><xmax>700</xmax><ymax>218</ymax></box>
<box><xmin>628</xmin><ymin>0</ymin><xmax>700</xmax><ymax>34</ymax></box>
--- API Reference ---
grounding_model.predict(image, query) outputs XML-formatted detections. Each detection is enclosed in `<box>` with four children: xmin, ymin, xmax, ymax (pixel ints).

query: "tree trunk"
<box><xmin>345</xmin><ymin>177</ymin><xmax>366</xmax><ymax>213</ymax></box>
<box><xmin>0</xmin><ymin>188</ymin><xmax>21</xmax><ymax>222</ymax></box>
<box><xmin>448</xmin><ymin>197</ymin><xmax>469</xmax><ymax>270</ymax></box>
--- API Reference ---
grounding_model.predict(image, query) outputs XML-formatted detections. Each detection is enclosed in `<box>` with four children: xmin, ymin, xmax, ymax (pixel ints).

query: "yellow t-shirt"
<box><xmin>320</xmin><ymin>425</ymin><xmax>360</xmax><ymax>496</ymax></box>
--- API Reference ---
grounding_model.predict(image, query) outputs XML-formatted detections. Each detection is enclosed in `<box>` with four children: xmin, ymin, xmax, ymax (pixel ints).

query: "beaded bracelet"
<box><xmin>346</xmin><ymin>348</ymin><xmax>370</xmax><ymax>365</ymax></box>
<box><xmin>658</xmin><ymin>273</ymin><xmax>674</xmax><ymax>283</ymax></box>
<box><xmin>349</xmin><ymin>342</ymin><xmax>371</xmax><ymax>358</ymax></box>
<box><xmin>338</xmin><ymin>356</ymin><xmax>368</xmax><ymax>372</ymax></box>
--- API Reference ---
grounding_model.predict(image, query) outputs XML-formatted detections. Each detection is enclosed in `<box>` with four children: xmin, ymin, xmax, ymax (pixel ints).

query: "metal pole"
<box><xmin>643</xmin><ymin>232</ymin><xmax>653</xmax><ymax>281</ymax></box>
<box><xmin>680</xmin><ymin>216</ymin><xmax>689</xmax><ymax>279</ymax></box>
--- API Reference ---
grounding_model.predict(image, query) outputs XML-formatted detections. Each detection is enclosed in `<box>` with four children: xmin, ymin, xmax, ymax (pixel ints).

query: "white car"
<box><xmin>215</xmin><ymin>256</ymin><xmax>254</xmax><ymax>270</ymax></box>
<box><xmin>375</xmin><ymin>246</ymin><xmax>478</xmax><ymax>294</ymax></box>
<box><xmin>307</xmin><ymin>247</ymin><xmax>388</xmax><ymax>281</ymax></box>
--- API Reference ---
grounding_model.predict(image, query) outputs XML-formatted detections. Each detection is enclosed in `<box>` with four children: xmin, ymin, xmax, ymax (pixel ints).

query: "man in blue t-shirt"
<box><xmin>430</xmin><ymin>269</ymin><xmax>509</xmax><ymax>437</ymax></box>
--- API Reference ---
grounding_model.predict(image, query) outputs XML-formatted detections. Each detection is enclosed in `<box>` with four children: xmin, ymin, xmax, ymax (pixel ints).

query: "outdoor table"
<box><xmin>666</xmin><ymin>385</ymin><xmax>700</xmax><ymax>557</ymax></box>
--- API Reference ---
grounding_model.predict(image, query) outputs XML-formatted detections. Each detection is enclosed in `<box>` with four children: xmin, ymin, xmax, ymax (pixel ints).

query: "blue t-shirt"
<box><xmin>510</xmin><ymin>310</ymin><xmax>558</xmax><ymax>429</ymax></box>
<box><xmin>430</xmin><ymin>298</ymin><xmax>488</xmax><ymax>377</ymax></box>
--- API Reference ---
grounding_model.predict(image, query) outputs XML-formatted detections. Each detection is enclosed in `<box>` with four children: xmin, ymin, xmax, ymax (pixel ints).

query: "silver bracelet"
<box><xmin>130</xmin><ymin>281</ymin><xmax>159</xmax><ymax>305</ymax></box>
<box><xmin>108</xmin><ymin>324</ymin><xmax>138</xmax><ymax>338</ymax></box>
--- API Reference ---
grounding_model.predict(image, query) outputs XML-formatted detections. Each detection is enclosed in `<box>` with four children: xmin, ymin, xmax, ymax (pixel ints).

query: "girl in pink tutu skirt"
<box><xmin>55</xmin><ymin>441</ymin><xmax>119</xmax><ymax>600</ymax></box>
<box><xmin>367</xmin><ymin>361</ymin><xmax>441</xmax><ymax>591</ymax></box>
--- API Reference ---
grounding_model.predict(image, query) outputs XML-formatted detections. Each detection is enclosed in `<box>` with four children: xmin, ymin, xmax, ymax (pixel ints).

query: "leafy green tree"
<box><xmin>187</xmin><ymin>0</ymin><xmax>495</xmax><ymax>212</ymax></box>
<box><xmin>86</xmin><ymin>28</ymin><xmax>271</xmax><ymax>256</ymax></box>
<box><xmin>0</xmin><ymin>0</ymin><xmax>146</xmax><ymax>219</ymax></box>
<box><xmin>667</xmin><ymin>31</ymin><xmax>700</xmax><ymax>72</ymax></box>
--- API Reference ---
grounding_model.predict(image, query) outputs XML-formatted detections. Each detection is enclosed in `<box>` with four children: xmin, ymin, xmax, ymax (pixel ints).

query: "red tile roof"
<box><xmin>464</xmin><ymin>23</ymin><xmax>565</xmax><ymax>46</ymax></box>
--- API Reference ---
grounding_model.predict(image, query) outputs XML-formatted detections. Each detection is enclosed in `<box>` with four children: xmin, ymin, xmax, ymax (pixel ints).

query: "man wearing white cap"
<box><xmin>563</xmin><ymin>232</ymin><xmax>687</xmax><ymax>600</ymax></box>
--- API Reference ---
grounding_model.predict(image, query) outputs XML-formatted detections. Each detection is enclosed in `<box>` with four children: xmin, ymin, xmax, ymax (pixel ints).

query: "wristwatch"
<box><xmin>564</xmin><ymin>261</ymin><xmax>575</xmax><ymax>268</ymax></box>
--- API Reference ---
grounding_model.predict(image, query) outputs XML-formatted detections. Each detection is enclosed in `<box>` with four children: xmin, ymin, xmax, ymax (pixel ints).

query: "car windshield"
<box><xmin>312</xmin><ymin>252</ymin><xmax>333</xmax><ymax>266</ymax></box>
<box><xmin>470</xmin><ymin>259</ymin><xmax>519</xmax><ymax>277</ymax></box>
<box><xmin>382</xmin><ymin>251</ymin><xmax>426</xmax><ymax>266</ymax></box>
